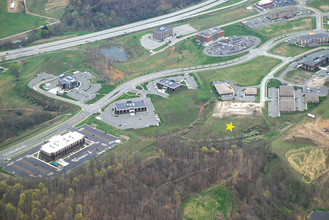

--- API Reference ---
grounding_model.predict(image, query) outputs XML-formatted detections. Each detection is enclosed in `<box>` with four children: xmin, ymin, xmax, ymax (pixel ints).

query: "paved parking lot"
<box><xmin>28</xmin><ymin>72</ymin><xmax>56</xmax><ymax>89</ymax></box>
<box><xmin>204</xmin><ymin>36</ymin><xmax>260</xmax><ymax>57</ymax></box>
<box><xmin>99</xmin><ymin>97</ymin><xmax>160</xmax><ymax>130</ymax></box>
<box><xmin>3</xmin><ymin>125</ymin><xmax>120</xmax><ymax>178</ymax></box>
<box><xmin>213</xmin><ymin>80</ymin><xmax>258</xmax><ymax>101</ymax></box>
<box><xmin>243</xmin><ymin>8</ymin><xmax>310</xmax><ymax>29</ymax></box>
<box><xmin>295</xmin><ymin>89</ymin><xmax>307</xmax><ymax>111</ymax></box>
<box><xmin>268</xmin><ymin>87</ymin><xmax>280</xmax><ymax>117</ymax></box>
<box><xmin>140</xmin><ymin>24</ymin><xmax>197</xmax><ymax>51</ymax></box>
<box><xmin>253</xmin><ymin>0</ymin><xmax>297</xmax><ymax>12</ymax></box>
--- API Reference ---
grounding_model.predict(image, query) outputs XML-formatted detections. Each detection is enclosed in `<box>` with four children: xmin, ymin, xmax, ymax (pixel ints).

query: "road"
<box><xmin>0</xmin><ymin>0</ymin><xmax>327</xmax><ymax>172</ymax></box>
<box><xmin>0</xmin><ymin>0</ymin><xmax>250</xmax><ymax>61</ymax></box>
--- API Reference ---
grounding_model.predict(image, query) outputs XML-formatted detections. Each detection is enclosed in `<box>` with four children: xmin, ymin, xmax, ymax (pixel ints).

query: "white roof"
<box><xmin>40</xmin><ymin>131</ymin><xmax>84</xmax><ymax>154</ymax></box>
<box><xmin>258</xmin><ymin>0</ymin><xmax>272</xmax><ymax>5</ymax></box>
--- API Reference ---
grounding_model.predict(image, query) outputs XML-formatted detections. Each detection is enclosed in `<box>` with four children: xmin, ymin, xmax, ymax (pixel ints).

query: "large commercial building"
<box><xmin>245</xmin><ymin>87</ymin><xmax>258</xmax><ymax>96</ymax></box>
<box><xmin>40</xmin><ymin>132</ymin><xmax>85</xmax><ymax>162</ymax></box>
<box><xmin>266</xmin><ymin>7</ymin><xmax>298</xmax><ymax>20</ymax></box>
<box><xmin>300</xmin><ymin>51</ymin><xmax>329</xmax><ymax>70</ymax></box>
<box><xmin>213</xmin><ymin>82</ymin><xmax>235</xmax><ymax>97</ymax></box>
<box><xmin>196</xmin><ymin>27</ymin><xmax>225</xmax><ymax>45</ymax></box>
<box><xmin>114</xmin><ymin>100</ymin><xmax>147</xmax><ymax>115</ymax></box>
<box><xmin>280</xmin><ymin>99</ymin><xmax>296</xmax><ymax>113</ymax></box>
<box><xmin>258</xmin><ymin>0</ymin><xmax>273</xmax><ymax>6</ymax></box>
<box><xmin>58</xmin><ymin>75</ymin><xmax>79</xmax><ymax>90</ymax></box>
<box><xmin>156</xmin><ymin>78</ymin><xmax>182</xmax><ymax>92</ymax></box>
<box><xmin>153</xmin><ymin>26</ymin><xmax>173</xmax><ymax>41</ymax></box>
<box><xmin>296</xmin><ymin>33</ymin><xmax>329</xmax><ymax>47</ymax></box>
<box><xmin>306</xmin><ymin>94</ymin><xmax>319</xmax><ymax>103</ymax></box>
<box><xmin>279</xmin><ymin>85</ymin><xmax>295</xmax><ymax>97</ymax></box>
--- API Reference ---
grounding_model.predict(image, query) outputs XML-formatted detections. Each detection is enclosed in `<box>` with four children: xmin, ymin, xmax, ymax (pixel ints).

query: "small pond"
<box><xmin>99</xmin><ymin>47</ymin><xmax>128</xmax><ymax>61</ymax></box>
<box><xmin>310</xmin><ymin>210</ymin><xmax>329</xmax><ymax>220</ymax></box>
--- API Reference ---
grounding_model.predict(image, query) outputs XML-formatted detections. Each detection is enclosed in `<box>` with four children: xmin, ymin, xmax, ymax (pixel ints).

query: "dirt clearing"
<box><xmin>45</xmin><ymin>0</ymin><xmax>69</xmax><ymax>12</ymax></box>
<box><xmin>284</xmin><ymin>118</ymin><xmax>329</xmax><ymax>183</ymax></box>
<box><xmin>307</xmin><ymin>77</ymin><xmax>328</xmax><ymax>87</ymax></box>
<box><xmin>7</xmin><ymin>0</ymin><xmax>19</xmax><ymax>12</ymax></box>
<box><xmin>212</xmin><ymin>101</ymin><xmax>263</xmax><ymax>118</ymax></box>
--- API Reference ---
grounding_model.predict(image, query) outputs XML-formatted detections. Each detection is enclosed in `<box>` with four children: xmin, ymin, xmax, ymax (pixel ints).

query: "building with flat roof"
<box><xmin>214</xmin><ymin>83</ymin><xmax>235</xmax><ymax>97</ymax></box>
<box><xmin>196</xmin><ymin>27</ymin><xmax>225</xmax><ymax>45</ymax></box>
<box><xmin>258</xmin><ymin>0</ymin><xmax>273</xmax><ymax>6</ymax></box>
<box><xmin>301</xmin><ymin>56</ymin><xmax>327</xmax><ymax>71</ymax></box>
<box><xmin>156</xmin><ymin>78</ymin><xmax>182</xmax><ymax>92</ymax></box>
<box><xmin>114</xmin><ymin>100</ymin><xmax>147</xmax><ymax>115</ymax></box>
<box><xmin>306</xmin><ymin>94</ymin><xmax>319</xmax><ymax>103</ymax></box>
<box><xmin>266</xmin><ymin>7</ymin><xmax>298</xmax><ymax>20</ymax></box>
<box><xmin>279</xmin><ymin>85</ymin><xmax>295</xmax><ymax>97</ymax></box>
<box><xmin>40</xmin><ymin>131</ymin><xmax>85</xmax><ymax>162</ymax></box>
<box><xmin>280</xmin><ymin>99</ymin><xmax>296</xmax><ymax>113</ymax></box>
<box><xmin>245</xmin><ymin>87</ymin><xmax>257</xmax><ymax>96</ymax></box>
<box><xmin>296</xmin><ymin>33</ymin><xmax>329</xmax><ymax>47</ymax></box>
<box><xmin>153</xmin><ymin>26</ymin><xmax>173</xmax><ymax>41</ymax></box>
<box><xmin>58</xmin><ymin>75</ymin><xmax>78</xmax><ymax>90</ymax></box>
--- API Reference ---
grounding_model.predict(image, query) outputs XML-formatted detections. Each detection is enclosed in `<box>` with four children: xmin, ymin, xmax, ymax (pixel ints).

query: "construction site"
<box><xmin>212</xmin><ymin>101</ymin><xmax>263</xmax><ymax>118</ymax></box>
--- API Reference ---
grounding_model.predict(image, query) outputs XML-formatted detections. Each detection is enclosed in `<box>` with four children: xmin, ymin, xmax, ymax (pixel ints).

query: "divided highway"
<box><xmin>0</xmin><ymin>0</ymin><xmax>249</xmax><ymax>61</ymax></box>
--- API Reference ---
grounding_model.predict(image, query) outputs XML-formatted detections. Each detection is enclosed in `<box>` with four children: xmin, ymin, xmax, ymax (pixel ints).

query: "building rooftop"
<box><xmin>214</xmin><ymin>83</ymin><xmax>234</xmax><ymax>95</ymax></box>
<box><xmin>197</xmin><ymin>27</ymin><xmax>224</xmax><ymax>38</ymax></box>
<box><xmin>58</xmin><ymin>75</ymin><xmax>78</xmax><ymax>85</ymax></box>
<box><xmin>158</xmin><ymin>78</ymin><xmax>181</xmax><ymax>89</ymax></box>
<box><xmin>153</xmin><ymin>26</ymin><xmax>173</xmax><ymax>34</ymax></box>
<box><xmin>280</xmin><ymin>99</ymin><xmax>296</xmax><ymax>112</ymax></box>
<box><xmin>245</xmin><ymin>87</ymin><xmax>257</xmax><ymax>95</ymax></box>
<box><xmin>40</xmin><ymin>131</ymin><xmax>84</xmax><ymax>154</ymax></box>
<box><xmin>279</xmin><ymin>85</ymin><xmax>294</xmax><ymax>96</ymax></box>
<box><xmin>115</xmin><ymin>100</ymin><xmax>146</xmax><ymax>111</ymax></box>
<box><xmin>306</xmin><ymin>94</ymin><xmax>319</xmax><ymax>103</ymax></box>
<box><xmin>297</xmin><ymin>33</ymin><xmax>329</xmax><ymax>41</ymax></box>
<box><xmin>267</xmin><ymin>6</ymin><xmax>297</xmax><ymax>14</ymax></box>
<box><xmin>302</xmin><ymin>56</ymin><xmax>326</xmax><ymax>66</ymax></box>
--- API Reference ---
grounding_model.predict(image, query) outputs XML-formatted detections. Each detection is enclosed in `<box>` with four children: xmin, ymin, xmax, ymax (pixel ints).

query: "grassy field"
<box><xmin>196</xmin><ymin>56</ymin><xmax>281</xmax><ymax>87</ymax></box>
<box><xmin>114</xmin><ymin>36</ymin><xmax>246</xmax><ymax>75</ymax></box>
<box><xmin>283</xmin><ymin>68</ymin><xmax>312</xmax><ymax>84</ymax></box>
<box><xmin>257</xmin><ymin>17</ymin><xmax>315</xmax><ymax>39</ymax></box>
<box><xmin>132</xmin><ymin>90</ymin><xmax>202</xmax><ymax>137</ymax></box>
<box><xmin>26</xmin><ymin>0</ymin><xmax>68</xmax><ymax>19</ymax></box>
<box><xmin>0</xmin><ymin>0</ymin><xmax>43</xmax><ymax>38</ymax></box>
<box><xmin>306</xmin><ymin>0</ymin><xmax>329</xmax><ymax>12</ymax></box>
<box><xmin>181</xmin><ymin>184</ymin><xmax>233</xmax><ymax>220</ymax></box>
<box><xmin>270</xmin><ymin>42</ymin><xmax>314</xmax><ymax>57</ymax></box>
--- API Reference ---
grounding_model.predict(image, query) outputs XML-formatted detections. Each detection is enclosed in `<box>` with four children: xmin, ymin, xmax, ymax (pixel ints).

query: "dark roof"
<box><xmin>323</xmin><ymin>53</ymin><xmax>329</xmax><ymax>59</ymax></box>
<box><xmin>302</xmin><ymin>56</ymin><xmax>326</xmax><ymax>66</ymax></box>
<box><xmin>153</xmin><ymin>26</ymin><xmax>173</xmax><ymax>34</ymax></box>
<box><xmin>157</xmin><ymin>78</ymin><xmax>181</xmax><ymax>89</ymax></box>
<box><xmin>197</xmin><ymin>27</ymin><xmax>224</xmax><ymax>38</ymax></box>
<box><xmin>279</xmin><ymin>85</ymin><xmax>294</xmax><ymax>96</ymax></box>
<box><xmin>298</xmin><ymin>33</ymin><xmax>329</xmax><ymax>41</ymax></box>
<box><xmin>306</xmin><ymin>94</ymin><xmax>319</xmax><ymax>103</ymax></box>
<box><xmin>58</xmin><ymin>75</ymin><xmax>78</xmax><ymax>85</ymax></box>
<box><xmin>115</xmin><ymin>100</ymin><xmax>146</xmax><ymax>111</ymax></box>
<box><xmin>280</xmin><ymin>99</ymin><xmax>296</xmax><ymax>112</ymax></box>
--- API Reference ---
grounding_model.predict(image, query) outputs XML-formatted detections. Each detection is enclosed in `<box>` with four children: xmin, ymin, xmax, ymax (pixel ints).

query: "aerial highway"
<box><xmin>0</xmin><ymin>0</ymin><xmax>250</xmax><ymax>61</ymax></box>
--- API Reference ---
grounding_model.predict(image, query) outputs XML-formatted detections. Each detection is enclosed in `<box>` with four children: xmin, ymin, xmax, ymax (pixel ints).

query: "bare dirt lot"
<box><xmin>212</xmin><ymin>101</ymin><xmax>263</xmax><ymax>118</ymax></box>
<box><xmin>7</xmin><ymin>0</ymin><xmax>19</xmax><ymax>12</ymax></box>
<box><xmin>45</xmin><ymin>0</ymin><xmax>68</xmax><ymax>12</ymax></box>
<box><xmin>307</xmin><ymin>77</ymin><xmax>328</xmax><ymax>87</ymax></box>
<box><xmin>285</xmin><ymin>118</ymin><xmax>329</xmax><ymax>183</ymax></box>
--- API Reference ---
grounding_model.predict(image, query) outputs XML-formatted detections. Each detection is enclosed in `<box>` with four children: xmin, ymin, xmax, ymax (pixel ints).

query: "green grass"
<box><xmin>270</xmin><ymin>42</ymin><xmax>315</xmax><ymax>57</ymax></box>
<box><xmin>57</xmin><ymin>93</ymin><xmax>78</xmax><ymax>101</ymax></box>
<box><xmin>26</xmin><ymin>0</ymin><xmax>67</xmax><ymax>19</ymax></box>
<box><xmin>222</xmin><ymin>23</ymin><xmax>268</xmax><ymax>44</ymax></box>
<box><xmin>181</xmin><ymin>184</ymin><xmax>233</xmax><ymax>220</ymax></box>
<box><xmin>97</xmin><ymin>83</ymin><xmax>116</xmax><ymax>94</ymax></box>
<box><xmin>152</xmin><ymin>42</ymin><xmax>170</xmax><ymax>52</ymax></box>
<box><xmin>115</xmin><ymin>36</ymin><xmax>247</xmax><ymax>76</ymax></box>
<box><xmin>197</xmin><ymin>56</ymin><xmax>282</xmax><ymax>87</ymax></box>
<box><xmin>283</xmin><ymin>68</ymin><xmax>312</xmax><ymax>84</ymax></box>
<box><xmin>257</xmin><ymin>17</ymin><xmax>315</xmax><ymax>39</ymax></box>
<box><xmin>113</xmin><ymin>92</ymin><xmax>141</xmax><ymax>102</ymax></box>
<box><xmin>85</xmin><ymin>94</ymin><xmax>105</xmax><ymax>104</ymax></box>
<box><xmin>0</xmin><ymin>0</ymin><xmax>43</xmax><ymax>38</ymax></box>
<box><xmin>131</xmin><ymin>90</ymin><xmax>202</xmax><ymax>137</ymax></box>
<box><xmin>306</xmin><ymin>0</ymin><xmax>329</xmax><ymax>12</ymax></box>
<box><xmin>204</xmin><ymin>0</ymin><xmax>246</xmax><ymax>12</ymax></box>
<box><xmin>267</xmin><ymin>79</ymin><xmax>282</xmax><ymax>88</ymax></box>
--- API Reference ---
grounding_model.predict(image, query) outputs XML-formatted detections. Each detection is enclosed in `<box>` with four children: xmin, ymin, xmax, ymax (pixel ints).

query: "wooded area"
<box><xmin>0</xmin><ymin>136</ymin><xmax>326</xmax><ymax>219</ymax></box>
<box><xmin>62</xmin><ymin>0</ymin><xmax>201</xmax><ymax>30</ymax></box>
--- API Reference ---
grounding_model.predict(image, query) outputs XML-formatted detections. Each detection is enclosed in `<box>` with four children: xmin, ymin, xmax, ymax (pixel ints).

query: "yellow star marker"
<box><xmin>225</xmin><ymin>122</ymin><xmax>235</xmax><ymax>132</ymax></box>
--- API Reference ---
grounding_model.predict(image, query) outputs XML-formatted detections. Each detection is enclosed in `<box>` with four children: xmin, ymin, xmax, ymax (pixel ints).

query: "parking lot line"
<box><xmin>12</xmin><ymin>163</ymin><xmax>33</xmax><ymax>176</ymax></box>
<box><xmin>20</xmin><ymin>159</ymin><xmax>51</xmax><ymax>174</ymax></box>
<box><xmin>82</xmin><ymin>129</ymin><xmax>112</xmax><ymax>143</ymax></box>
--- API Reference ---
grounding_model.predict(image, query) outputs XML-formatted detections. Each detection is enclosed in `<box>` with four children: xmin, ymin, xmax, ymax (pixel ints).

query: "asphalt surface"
<box><xmin>0</xmin><ymin>0</ymin><xmax>250</xmax><ymax>61</ymax></box>
<box><xmin>0</xmin><ymin>0</ymin><xmax>327</xmax><ymax>177</ymax></box>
